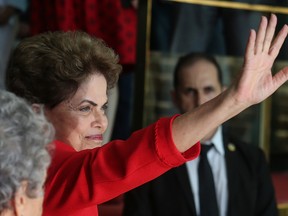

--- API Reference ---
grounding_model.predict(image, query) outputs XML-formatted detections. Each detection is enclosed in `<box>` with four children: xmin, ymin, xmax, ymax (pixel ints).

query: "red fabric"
<box><xmin>271</xmin><ymin>172</ymin><xmax>288</xmax><ymax>204</ymax></box>
<box><xmin>29</xmin><ymin>0</ymin><xmax>137</xmax><ymax>65</ymax></box>
<box><xmin>43</xmin><ymin>116</ymin><xmax>200</xmax><ymax>216</ymax></box>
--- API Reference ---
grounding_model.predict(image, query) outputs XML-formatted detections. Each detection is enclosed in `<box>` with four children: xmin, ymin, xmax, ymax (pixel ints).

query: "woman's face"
<box><xmin>45</xmin><ymin>73</ymin><xmax>108</xmax><ymax>151</ymax></box>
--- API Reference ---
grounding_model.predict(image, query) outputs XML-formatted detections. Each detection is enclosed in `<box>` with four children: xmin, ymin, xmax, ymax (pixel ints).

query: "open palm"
<box><xmin>232</xmin><ymin>14</ymin><xmax>288</xmax><ymax>106</ymax></box>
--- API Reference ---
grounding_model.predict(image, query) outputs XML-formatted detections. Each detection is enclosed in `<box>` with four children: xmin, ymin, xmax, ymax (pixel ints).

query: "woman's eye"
<box><xmin>79</xmin><ymin>106</ymin><xmax>92</xmax><ymax>112</ymax></box>
<box><xmin>102</xmin><ymin>104</ymin><xmax>108</xmax><ymax>113</ymax></box>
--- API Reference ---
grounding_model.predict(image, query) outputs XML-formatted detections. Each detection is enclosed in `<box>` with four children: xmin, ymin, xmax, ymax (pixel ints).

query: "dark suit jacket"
<box><xmin>122</xmin><ymin>134</ymin><xmax>278</xmax><ymax>216</ymax></box>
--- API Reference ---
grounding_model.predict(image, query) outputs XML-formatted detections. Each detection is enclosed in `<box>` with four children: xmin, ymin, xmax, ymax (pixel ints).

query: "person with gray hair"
<box><xmin>0</xmin><ymin>90</ymin><xmax>54</xmax><ymax>216</ymax></box>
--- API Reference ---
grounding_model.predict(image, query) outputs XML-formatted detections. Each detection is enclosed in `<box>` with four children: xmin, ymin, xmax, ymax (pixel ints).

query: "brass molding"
<box><xmin>278</xmin><ymin>202</ymin><xmax>288</xmax><ymax>209</ymax></box>
<box><xmin>168</xmin><ymin>0</ymin><xmax>288</xmax><ymax>15</ymax></box>
<box><xmin>278</xmin><ymin>202</ymin><xmax>288</xmax><ymax>216</ymax></box>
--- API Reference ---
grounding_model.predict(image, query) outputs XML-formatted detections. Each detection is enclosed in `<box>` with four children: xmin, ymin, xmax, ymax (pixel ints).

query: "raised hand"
<box><xmin>172</xmin><ymin>14</ymin><xmax>288</xmax><ymax>153</ymax></box>
<box><xmin>232</xmin><ymin>14</ymin><xmax>288</xmax><ymax>106</ymax></box>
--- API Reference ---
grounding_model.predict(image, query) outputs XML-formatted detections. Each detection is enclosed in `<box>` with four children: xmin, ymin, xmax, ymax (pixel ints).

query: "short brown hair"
<box><xmin>6</xmin><ymin>31</ymin><xmax>122</xmax><ymax>108</ymax></box>
<box><xmin>173</xmin><ymin>52</ymin><xmax>223</xmax><ymax>89</ymax></box>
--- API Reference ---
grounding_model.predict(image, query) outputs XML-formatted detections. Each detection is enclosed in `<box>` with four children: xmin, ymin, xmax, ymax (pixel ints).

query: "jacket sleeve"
<box><xmin>44</xmin><ymin>115</ymin><xmax>200</xmax><ymax>214</ymax></box>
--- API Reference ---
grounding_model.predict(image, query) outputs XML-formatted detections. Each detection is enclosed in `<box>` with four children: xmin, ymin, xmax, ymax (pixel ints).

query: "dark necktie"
<box><xmin>198</xmin><ymin>144</ymin><xmax>219</xmax><ymax>216</ymax></box>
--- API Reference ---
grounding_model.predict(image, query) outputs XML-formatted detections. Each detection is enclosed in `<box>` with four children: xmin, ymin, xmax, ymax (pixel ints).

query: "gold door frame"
<box><xmin>169</xmin><ymin>0</ymin><xmax>288</xmax><ymax>14</ymax></box>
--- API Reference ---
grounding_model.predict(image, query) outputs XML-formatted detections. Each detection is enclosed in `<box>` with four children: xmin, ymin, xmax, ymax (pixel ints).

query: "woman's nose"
<box><xmin>91</xmin><ymin>110</ymin><xmax>108</xmax><ymax>131</ymax></box>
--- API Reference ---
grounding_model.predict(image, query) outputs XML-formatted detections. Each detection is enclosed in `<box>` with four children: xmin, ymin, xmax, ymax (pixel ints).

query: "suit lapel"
<box><xmin>175</xmin><ymin>164</ymin><xmax>197</xmax><ymax>215</ymax></box>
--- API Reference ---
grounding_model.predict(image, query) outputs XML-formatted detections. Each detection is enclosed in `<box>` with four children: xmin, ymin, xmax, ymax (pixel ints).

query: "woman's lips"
<box><xmin>85</xmin><ymin>134</ymin><xmax>103</xmax><ymax>141</ymax></box>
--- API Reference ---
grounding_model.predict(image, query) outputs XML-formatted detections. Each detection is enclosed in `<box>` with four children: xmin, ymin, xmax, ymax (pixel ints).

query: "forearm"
<box><xmin>172</xmin><ymin>87</ymin><xmax>248</xmax><ymax>152</ymax></box>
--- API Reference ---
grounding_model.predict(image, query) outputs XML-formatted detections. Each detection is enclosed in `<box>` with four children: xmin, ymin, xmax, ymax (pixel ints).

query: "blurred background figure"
<box><xmin>0</xmin><ymin>0</ymin><xmax>27</xmax><ymax>89</ymax></box>
<box><xmin>0</xmin><ymin>90</ymin><xmax>54</xmax><ymax>216</ymax></box>
<box><xmin>170</xmin><ymin>1</ymin><xmax>263</xmax><ymax>56</ymax></box>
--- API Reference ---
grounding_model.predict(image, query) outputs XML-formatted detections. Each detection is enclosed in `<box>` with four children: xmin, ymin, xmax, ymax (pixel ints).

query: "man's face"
<box><xmin>172</xmin><ymin>59</ymin><xmax>223</xmax><ymax>114</ymax></box>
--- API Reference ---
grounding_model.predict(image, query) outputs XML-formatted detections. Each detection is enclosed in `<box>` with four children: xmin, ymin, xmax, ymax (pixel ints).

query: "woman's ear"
<box><xmin>13</xmin><ymin>181</ymin><xmax>28</xmax><ymax>216</ymax></box>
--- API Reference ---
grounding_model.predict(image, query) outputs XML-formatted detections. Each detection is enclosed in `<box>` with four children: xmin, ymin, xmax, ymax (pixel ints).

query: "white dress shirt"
<box><xmin>186</xmin><ymin>126</ymin><xmax>228</xmax><ymax>216</ymax></box>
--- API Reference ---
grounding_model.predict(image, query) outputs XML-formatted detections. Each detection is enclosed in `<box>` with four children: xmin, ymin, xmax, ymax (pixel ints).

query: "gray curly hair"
<box><xmin>0</xmin><ymin>90</ymin><xmax>54</xmax><ymax>212</ymax></box>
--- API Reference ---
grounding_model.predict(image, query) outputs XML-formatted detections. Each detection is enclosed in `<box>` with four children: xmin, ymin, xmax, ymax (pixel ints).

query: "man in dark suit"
<box><xmin>122</xmin><ymin>53</ymin><xmax>278</xmax><ymax>216</ymax></box>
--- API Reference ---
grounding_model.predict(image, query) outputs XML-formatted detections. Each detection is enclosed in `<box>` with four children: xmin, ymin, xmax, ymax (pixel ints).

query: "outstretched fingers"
<box><xmin>255</xmin><ymin>16</ymin><xmax>268</xmax><ymax>54</ymax></box>
<box><xmin>247</xmin><ymin>14</ymin><xmax>284</xmax><ymax>57</ymax></box>
<box><xmin>263</xmin><ymin>14</ymin><xmax>277</xmax><ymax>53</ymax></box>
<box><xmin>245</xmin><ymin>14</ymin><xmax>288</xmax><ymax>62</ymax></box>
<box><xmin>241</xmin><ymin>14</ymin><xmax>288</xmax><ymax>105</ymax></box>
<box><xmin>269</xmin><ymin>24</ymin><xmax>288</xmax><ymax>57</ymax></box>
<box><xmin>273</xmin><ymin>66</ymin><xmax>288</xmax><ymax>91</ymax></box>
<box><xmin>245</xmin><ymin>29</ymin><xmax>256</xmax><ymax>59</ymax></box>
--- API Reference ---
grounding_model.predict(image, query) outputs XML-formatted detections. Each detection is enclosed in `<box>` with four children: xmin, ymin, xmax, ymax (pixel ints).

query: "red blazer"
<box><xmin>43</xmin><ymin>116</ymin><xmax>200</xmax><ymax>216</ymax></box>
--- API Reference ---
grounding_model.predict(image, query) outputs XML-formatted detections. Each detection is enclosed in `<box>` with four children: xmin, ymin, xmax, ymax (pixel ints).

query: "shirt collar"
<box><xmin>202</xmin><ymin>126</ymin><xmax>225</xmax><ymax>155</ymax></box>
